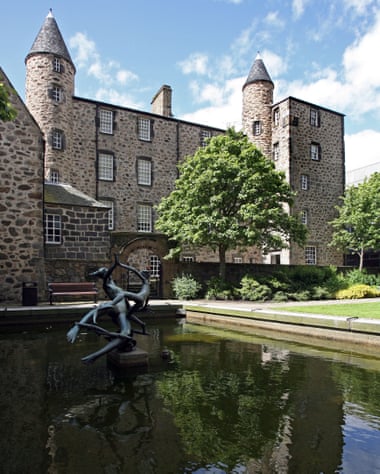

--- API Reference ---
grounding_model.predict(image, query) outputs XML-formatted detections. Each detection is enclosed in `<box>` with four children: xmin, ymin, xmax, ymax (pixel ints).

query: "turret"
<box><xmin>25</xmin><ymin>10</ymin><xmax>75</xmax><ymax>183</ymax></box>
<box><xmin>242</xmin><ymin>53</ymin><xmax>274</xmax><ymax>158</ymax></box>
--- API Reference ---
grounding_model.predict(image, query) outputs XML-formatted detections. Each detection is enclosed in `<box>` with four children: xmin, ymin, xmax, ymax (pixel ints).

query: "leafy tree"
<box><xmin>156</xmin><ymin>128</ymin><xmax>307</xmax><ymax>278</ymax></box>
<box><xmin>330</xmin><ymin>172</ymin><xmax>380</xmax><ymax>271</ymax></box>
<box><xmin>0</xmin><ymin>81</ymin><xmax>17</xmax><ymax>121</ymax></box>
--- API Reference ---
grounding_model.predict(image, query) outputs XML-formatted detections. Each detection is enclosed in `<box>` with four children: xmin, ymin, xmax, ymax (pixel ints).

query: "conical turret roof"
<box><xmin>26</xmin><ymin>10</ymin><xmax>74</xmax><ymax>66</ymax></box>
<box><xmin>243</xmin><ymin>53</ymin><xmax>273</xmax><ymax>88</ymax></box>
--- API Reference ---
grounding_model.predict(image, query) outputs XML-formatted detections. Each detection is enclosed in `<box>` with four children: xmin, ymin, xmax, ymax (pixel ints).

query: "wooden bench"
<box><xmin>48</xmin><ymin>282</ymin><xmax>98</xmax><ymax>305</ymax></box>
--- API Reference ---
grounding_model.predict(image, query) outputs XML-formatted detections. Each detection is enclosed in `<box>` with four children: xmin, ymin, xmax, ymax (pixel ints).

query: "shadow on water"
<box><xmin>1</xmin><ymin>319</ymin><xmax>380</xmax><ymax>473</ymax></box>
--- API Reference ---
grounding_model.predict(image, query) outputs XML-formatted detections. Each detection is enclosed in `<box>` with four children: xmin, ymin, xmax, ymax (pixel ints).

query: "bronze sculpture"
<box><xmin>67</xmin><ymin>255</ymin><xmax>150</xmax><ymax>364</ymax></box>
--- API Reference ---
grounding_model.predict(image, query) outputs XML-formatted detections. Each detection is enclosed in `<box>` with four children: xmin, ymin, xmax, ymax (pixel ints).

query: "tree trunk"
<box><xmin>219</xmin><ymin>245</ymin><xmax>226</xmax><ymax>280</ymax></box>
<box><xmin>359</xmin><ymin>247</ymin><xmax>364</xmax><ymax>271</ymax></box>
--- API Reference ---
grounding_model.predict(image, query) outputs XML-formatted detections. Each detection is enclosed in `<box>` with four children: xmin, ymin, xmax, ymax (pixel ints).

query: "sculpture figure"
<box><xmin>67</xmin><ymin>255</ymin><xmax>150</xmax><ymax>364</ymax></box>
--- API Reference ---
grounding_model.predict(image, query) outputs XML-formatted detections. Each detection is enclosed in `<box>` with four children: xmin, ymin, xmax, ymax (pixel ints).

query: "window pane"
<box><xmin>100</xmin><ymin>200</ymin><xmax>114</xmax><ymax>230</ymax></box>
<box><xmin>53</xmin><ymin>57</ymin><xmax>61</xmax><ymax>73</ymax></box>
<box><xmin>301</xmin><ymin>174</ymin><xmax>309</xmax><ymax>190</ymax></box>
<box><xmin>311</xmin><ymin>143</ymin><xmax>320</xmax><ymax>161</ymax></box>
<box><xmin>200</xmin><ymin>130</ymin><xmax>211</xmax><ymax>147</ymax></box>
<box><xmin>253</xmin><ymin>121</ymin><xmax>261</xmax><ymax>135</ymax></box>
<box><xmin>52</xmin><ymin>86</ymin><xmax>62</xmax><ymax>102</ymax></box>
<box><xmin>273</xmin><ymin>143</ymin><xmax>279</xmax><ymax>161</ymax></box>
<box><xmin>137</xmin><ymin>159</ymin><xmax>152</xmax><ymax>185</ymax></box>
<box><xmin>301</xmin><ymin>210</ymin><xmax>308</xmax><ymax>225</ymax></box>
<box><xmin>138</xmin><ymin>118</ymin><xmax>151</xmax><ymax>141</ymax></box>
<box><xmin>52</xmin><ymin>130</ymin><xmax>63</xmax><ymax>149</ymax></box>
<box><xmin>99</xmin><ymin>110</ymin><xmax>113</xmax><ymax>134</ymax></box>
<box><xmin>310</xmin><ymin>109</ymin><xmax>319</xmax><ymax>126</ymax></box>
<box><xmin>98</xmin><ymin>153</ymin><xmax>114</xmax><ymax>181</ymax></box>
<box><xmin>45</xmin><ymin>214</ymin><xmax>61</xmax><ymax>244</ymax></box>
<box><xmin>305</xmin><ymin>246</ymin><xmax>316</xmax><ymax>265</ymax></box>
<box><xmin>137</xmin><ymin>204</ymin><xmax>152</xmax><ymax>232</ymax></box>
<box><xmin>150</xmin><ymin>255</ymin><xmax>160</xmax><ymax>278</ymax></box>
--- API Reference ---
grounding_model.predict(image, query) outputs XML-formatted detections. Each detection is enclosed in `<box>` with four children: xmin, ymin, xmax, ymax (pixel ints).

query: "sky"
<box><xmin>1</xmin><ymin>0</ymin><xmax>380</xmax><ymax>172</ymax></box>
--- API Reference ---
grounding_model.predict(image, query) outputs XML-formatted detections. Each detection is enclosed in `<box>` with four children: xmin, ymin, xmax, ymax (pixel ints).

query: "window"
<box><xmin>270</xmin><ymin>254</ymin><xmax>281</xmax><ymax>264</ymax></box>
<box><xmin>52</xmin><ymin>129</ymin><xmax>64</xmax><ymax>150</ymax></box>
<box><xmin>300</xmin><ymin>174</ymin><xmax>309</xmax><ymax>190</ymax></box>
<box><xmin>182</xmin><ymin>255</ymin><xmax>194</xmax><ymax>263</ymax></box>
<box><xmin>273</xmin><ymin>142</ymin><xmax>279</xmax><ymax>161</ymax></box>
<box><xmin>138</xmin><ymin>118</ymin><xmax>151</xmax><ymax>141</ymax></box>
<box><xmin>99</xmin><ymin>200</ymin><xmax>114</xmax><ymax>230</ymax></box>
<box><xmin>99</xmin><ymin>109</ymin><xmax>114</xmax><ymax>134</ymax></box>
<box><xmin>233</xmin><ymin>256</ymin><xmax>243</xmax><ymax>264</ymax></box>
<box><xmin>53</xmin><ymin>57</ymin><xmax>62</xmax><ymax>73</ymax></box>
<box><xmin>150</xmin><ymin>255</ymin><xmax>160</xmax><ymax>278</ymax></box>
<box><xmin>137</xmin><ymin>204</ymin><xmax>152</xmax><ymax>232</ymax></box>
<box><xmin>253</xmin><ymin>120</ymin><xmax>261</xmax><ymax>136</ymax></box>
<box><xmin>200</xmin><ymin>129</ymin><xmax>211</xmax><ymax>147</ymax></box>
<box><xmin>273</xmin><ymin>108</ymin><xmax>280</xmax><ymax>126</ymax></box>
<box><xmin>305</xmin><ymin>246</ymin><xmax>317</xmax><ymax>265</ymax></box>
<box><xmin>45</xmin><ymin>214</ymin><xmax>61</xmax><ymax>244</ymax></box>
<box><xmin>51</xmin><ymin>86</ymin><xmax>63</xmax><ymax>102</ymax></box>
<box><xmin>49</xmin><ymin>170</ymin><xmax>59</xmax><ymax>183</ymax></box>
<box><xmin>301</xmin><ymin>210</ymin><xmax>308</xmax><ymax>225</ymax></box>
<box><xmin>98</xmin><ymin>153</ymin><xmax>114</xmax><ymax>181</ymax></box>
<box><xmin>310</xmin><ymin>143</ymin><xmax>321</xmax><ymax>161</ymax></box>
<box><xmin>310</xmin><ymin>108</ymin><xmax>320</xmax><ymax>127</ymax></box>
<box><xmin>137</xmin><ymin>158</ymin><xmax>152</xmax><ymax>186</ymax></box>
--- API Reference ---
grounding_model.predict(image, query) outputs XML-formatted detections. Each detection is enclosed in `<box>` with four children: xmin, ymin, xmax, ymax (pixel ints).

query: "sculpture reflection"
<box><xmin>67</xmin><ymin>255</ymin><xmax>150</xmax><ymax>364</ymax></box>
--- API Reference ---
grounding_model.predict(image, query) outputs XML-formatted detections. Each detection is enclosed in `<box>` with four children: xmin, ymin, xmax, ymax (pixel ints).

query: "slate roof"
<box><xmin>244</xmin><ymin>53</ymin><xmax>273</xmax><ymax>88</ymax></box>
<box><xmin>45</xmin><ymin>183</ymin><xmax>110</xmax><ymax>208</ymax></box>
<box><xmin>26</xmin><ymin>9</ymin><xmax>74</xmax><ymax>66</ymax></box>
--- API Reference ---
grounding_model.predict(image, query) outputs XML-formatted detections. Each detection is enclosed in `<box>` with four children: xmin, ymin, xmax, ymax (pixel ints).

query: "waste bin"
<box><xmin>22</xmin><ymin>282</ymin><xmax>38</xmax><ymax>306</ymax></box>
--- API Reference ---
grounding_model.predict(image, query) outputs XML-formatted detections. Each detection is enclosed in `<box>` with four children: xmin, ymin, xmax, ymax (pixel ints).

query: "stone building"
<box><xmin>242</xmin><ymin>55</ymin><xmax>345</xmax><ymax>266</ymax></box>
<box><xmin>0</xmin><ymin>11</ymin><xmax>345</xmax><ymax>302</ymax></box>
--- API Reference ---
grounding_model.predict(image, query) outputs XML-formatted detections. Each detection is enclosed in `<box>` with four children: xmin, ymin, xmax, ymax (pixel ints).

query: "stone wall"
<box><xmin>0</xmin><ymin>68</ymin><xmax>45</xmax><ymax>303</ymax></box>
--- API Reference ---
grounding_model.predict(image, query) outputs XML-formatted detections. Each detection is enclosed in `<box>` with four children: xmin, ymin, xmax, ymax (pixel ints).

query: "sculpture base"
<box><xmin>107</xmin><ymin>347</ymin><xmax>148</xmax><ymax>368</ymax></box>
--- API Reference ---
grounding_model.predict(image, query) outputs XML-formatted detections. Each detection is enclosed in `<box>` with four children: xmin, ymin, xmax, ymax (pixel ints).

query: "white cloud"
<box><xmin>94</xmin><ymin>88</ymin><xmax>143</xmax><ymax>109</ymax></box>
<box><xmin>344</xmin><ymin>0</ymin><xmax>375</xmax><ymax>15</ymax></box>
<box><xmin>264</xmin><ymin>11</ymin><xmax>285</xmax><ymax>29</ymax></box>
<box><xmin>345</xmin><ymin>129</ymin><xmax>380</xmax><ymax>171</ymax></box>
<box><xmin>292</xmin><ymin>0</ymin><xmax>310</xmax><ymax>19</ymax></box>
<box><xmin>178</xmin><ymin>53</ymin><xmax>209</xmax><ymax>75</ymax></box>
<box><xmin>69</xmin><ymin>32</ymin><xmax>138</xmax><ymax>87</ymax></box>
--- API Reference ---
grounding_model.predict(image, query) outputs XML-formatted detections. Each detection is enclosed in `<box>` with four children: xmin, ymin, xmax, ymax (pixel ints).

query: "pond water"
<box><xmin>1</xmin><ymin>318</ymin><xmax>380</xmax><ymax>474</ymax></box>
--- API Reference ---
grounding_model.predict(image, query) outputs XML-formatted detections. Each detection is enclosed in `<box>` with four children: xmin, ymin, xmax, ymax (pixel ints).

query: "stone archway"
<box><xmin>111</xmin><ymin>235</ymin><xmax>167</xmax><ymax>298</ymax></box>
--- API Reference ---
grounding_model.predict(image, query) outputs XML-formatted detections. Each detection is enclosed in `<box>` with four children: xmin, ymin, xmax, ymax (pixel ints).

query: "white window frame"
<box><xmin>98</xmin><ymin>153</ymin><xmax>114</xmax><ymax>181</ymax></box>
<box><xmin>51</xmin><ymin>86</ymin><xmax>63</xmax><ymax>102</ymax></box>
<box><xmin>310</xmin><ymin>143</ymin><xmax>321</xmax><ymax>161</ymax></box>
<box><xmin>200</xmin><ymin>129</ymin><xmax>211</xmax><ymax>147</ymax></box>
<box><xmin>45</xmin><ymin>214</ymin><xmax>61</xmax><ymax>244</ymax></box>
<box><xmin>301</xmin><ymin>209</ymin><xmax>308</xmax><ymax>225</ymax></box>
<box><xmin>182</xmin><ymin>255</ymin><xmax>194</xmax><ymax>263</ymax></box>
<box><xmin>99</xmin><ymin>109</ymin><xmax>114</xmax><ymax>134</ymax></box>
<box><xmin>138</xmin><ymin>118</ymin><xmax>151</xmax><ymax>141</ymax></box>
<box><xmin>300</xmin><ymin>174</ymin><xmax>309</xmax><ymax>190</ymax></box>
<box><xmin>150</xmin><ymin>255</ymin><xmax>160</xmax><ymax>278</ymax></box>
<box><xmin>253</xmin><ymin>120</ymin><xmax>261</xmax><ymax>136</ymax></box>
<box><xmin>137</xmin><ymin>204</ymin><xmax>152</xmax><ymax>232</ymax></box>
<box><xmin>53</xmin><ymin>57</ymin><xmax>62</xmax><ymax>73</ymax></box>
<box><xmin>310</xmin><ymin>108</ymin><xmax>320</xmax><ymax>127</ymax></box>
<box><xmin>49</xmin><ymin>170</ymin><xmax>59</xmax><ymax>183</ymax></box>
<box><xmin>233</xmin><ymin>256</ymin><xmax>243</xmax><ymax>264</ymax></box>
<box><xmin>305</xmin><ymin>246</ymin><xmax>317</xmax><ymax>265</ymax></box>
<box><xmin>273</xmin><ymin>108</ymin><xmax>280</xmax><ymax>127</ymax></box>
<box><xmin>99</xmin><ymin>200</ymin><xmax>114</xmax><ymax>230</ymax></box>
<box><xmin>52</xmin><ymin>129</ymin><xmax>63</xmax><ymax>150</ymax></box>
<box><xmin>137</xmin><ymin>158</ymin><xmax>152</xmax><ymax>186</ymax></box>
<box><xmin>273</xmin><ymin>142</ymin><xmax>279</xmax><ymax>161</ymax></box>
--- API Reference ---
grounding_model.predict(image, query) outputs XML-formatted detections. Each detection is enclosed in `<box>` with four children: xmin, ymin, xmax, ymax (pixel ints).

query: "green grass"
<box><xmin>272</xmin><ymin>301</ymin><xmax>380</xmax><ymax>319</ymax></box>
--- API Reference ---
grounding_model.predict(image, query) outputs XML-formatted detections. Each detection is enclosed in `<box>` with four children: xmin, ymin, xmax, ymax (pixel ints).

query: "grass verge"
<box><xmin>272</xmin><ymin>301</ymin><xmax>380</xmax><ymax>319</ymax></box>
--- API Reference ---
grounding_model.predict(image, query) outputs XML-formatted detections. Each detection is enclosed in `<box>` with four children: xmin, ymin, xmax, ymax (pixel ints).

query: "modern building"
<box><xmin>0</xmin><ymin>11</ymin><xmax>345</xmax><ymax>302</ymax></box>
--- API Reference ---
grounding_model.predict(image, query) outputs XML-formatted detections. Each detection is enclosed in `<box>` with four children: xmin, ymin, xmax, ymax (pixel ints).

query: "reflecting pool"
<box><xmin>1</xmin><ymin>319</ymin><xmax>380</xmax><ymax>473</ymax></box>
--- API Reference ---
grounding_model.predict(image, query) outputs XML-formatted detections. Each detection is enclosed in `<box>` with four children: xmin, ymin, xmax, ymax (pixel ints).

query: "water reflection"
<box><xmin>0</xmin><ymin>320</ymin><xmax>379</xmax><ymax>473</ymax></box>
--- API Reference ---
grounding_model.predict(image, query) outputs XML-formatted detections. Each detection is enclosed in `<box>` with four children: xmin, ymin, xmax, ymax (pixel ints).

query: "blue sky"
<box><xmin>1</xmin><ymin>0</ymin><xmax>380</xmax><ymax>171</ymax></box>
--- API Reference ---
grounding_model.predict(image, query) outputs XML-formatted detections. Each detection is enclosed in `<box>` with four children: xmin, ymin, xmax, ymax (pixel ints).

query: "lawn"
<box><xmin>272</xmin><ymin>301</ymin><xmax>380</xmax><ymax>319</ymax></box>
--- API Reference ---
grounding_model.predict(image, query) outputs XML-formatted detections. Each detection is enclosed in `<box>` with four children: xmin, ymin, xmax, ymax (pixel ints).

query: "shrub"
<box><xmin>272</xmin><ymin>291</ymin><xmax>289</xmax><ymax>302</ymax></box>
<box><xmin>344</xmin><ymin>269</ymin><xmax>380</xmax><ymax>287</ymax></box>
<box><xmin>205</xmin><ymin>277</ymin><xmax>237</xmax><ymax>300</ymax></box>
<box><xmin>335</xmin><ymin>284</ymin><xmax>380</xmax><ymax>300</ymax></box>
<box><xmin>172</xmin><ymin>274</ymin><xmax>201</xmax><ymax>300</ymax></box>
<box><xmin>239</xmin><ymin>275</ymin><xmax>272</xmax><ymax>301</ymax></box>
<box><xmin>311</xmin><ymin>286</ymin><xmax>332</xmax><ymax>300</ymax></box>
<box><xmin>288</xmin><ymin>290</ymin><xmax>311</xmax><ymax>301</ymax></box>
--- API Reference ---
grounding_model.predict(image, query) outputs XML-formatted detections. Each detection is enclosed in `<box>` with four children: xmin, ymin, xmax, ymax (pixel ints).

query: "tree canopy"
<box><xmin>330</xmin><ymin>172</ymin><xmax>380</xmax><ymax>270</ymax></box>
<box><xmin>155</xmin><ymin>128</ymin><xmax>307</xmax><ymax>278</ymax></box>
<box><xmin>0</xmin><ymin>81</ymin><xmax>17</xmax><ymax>122</ymax></box>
